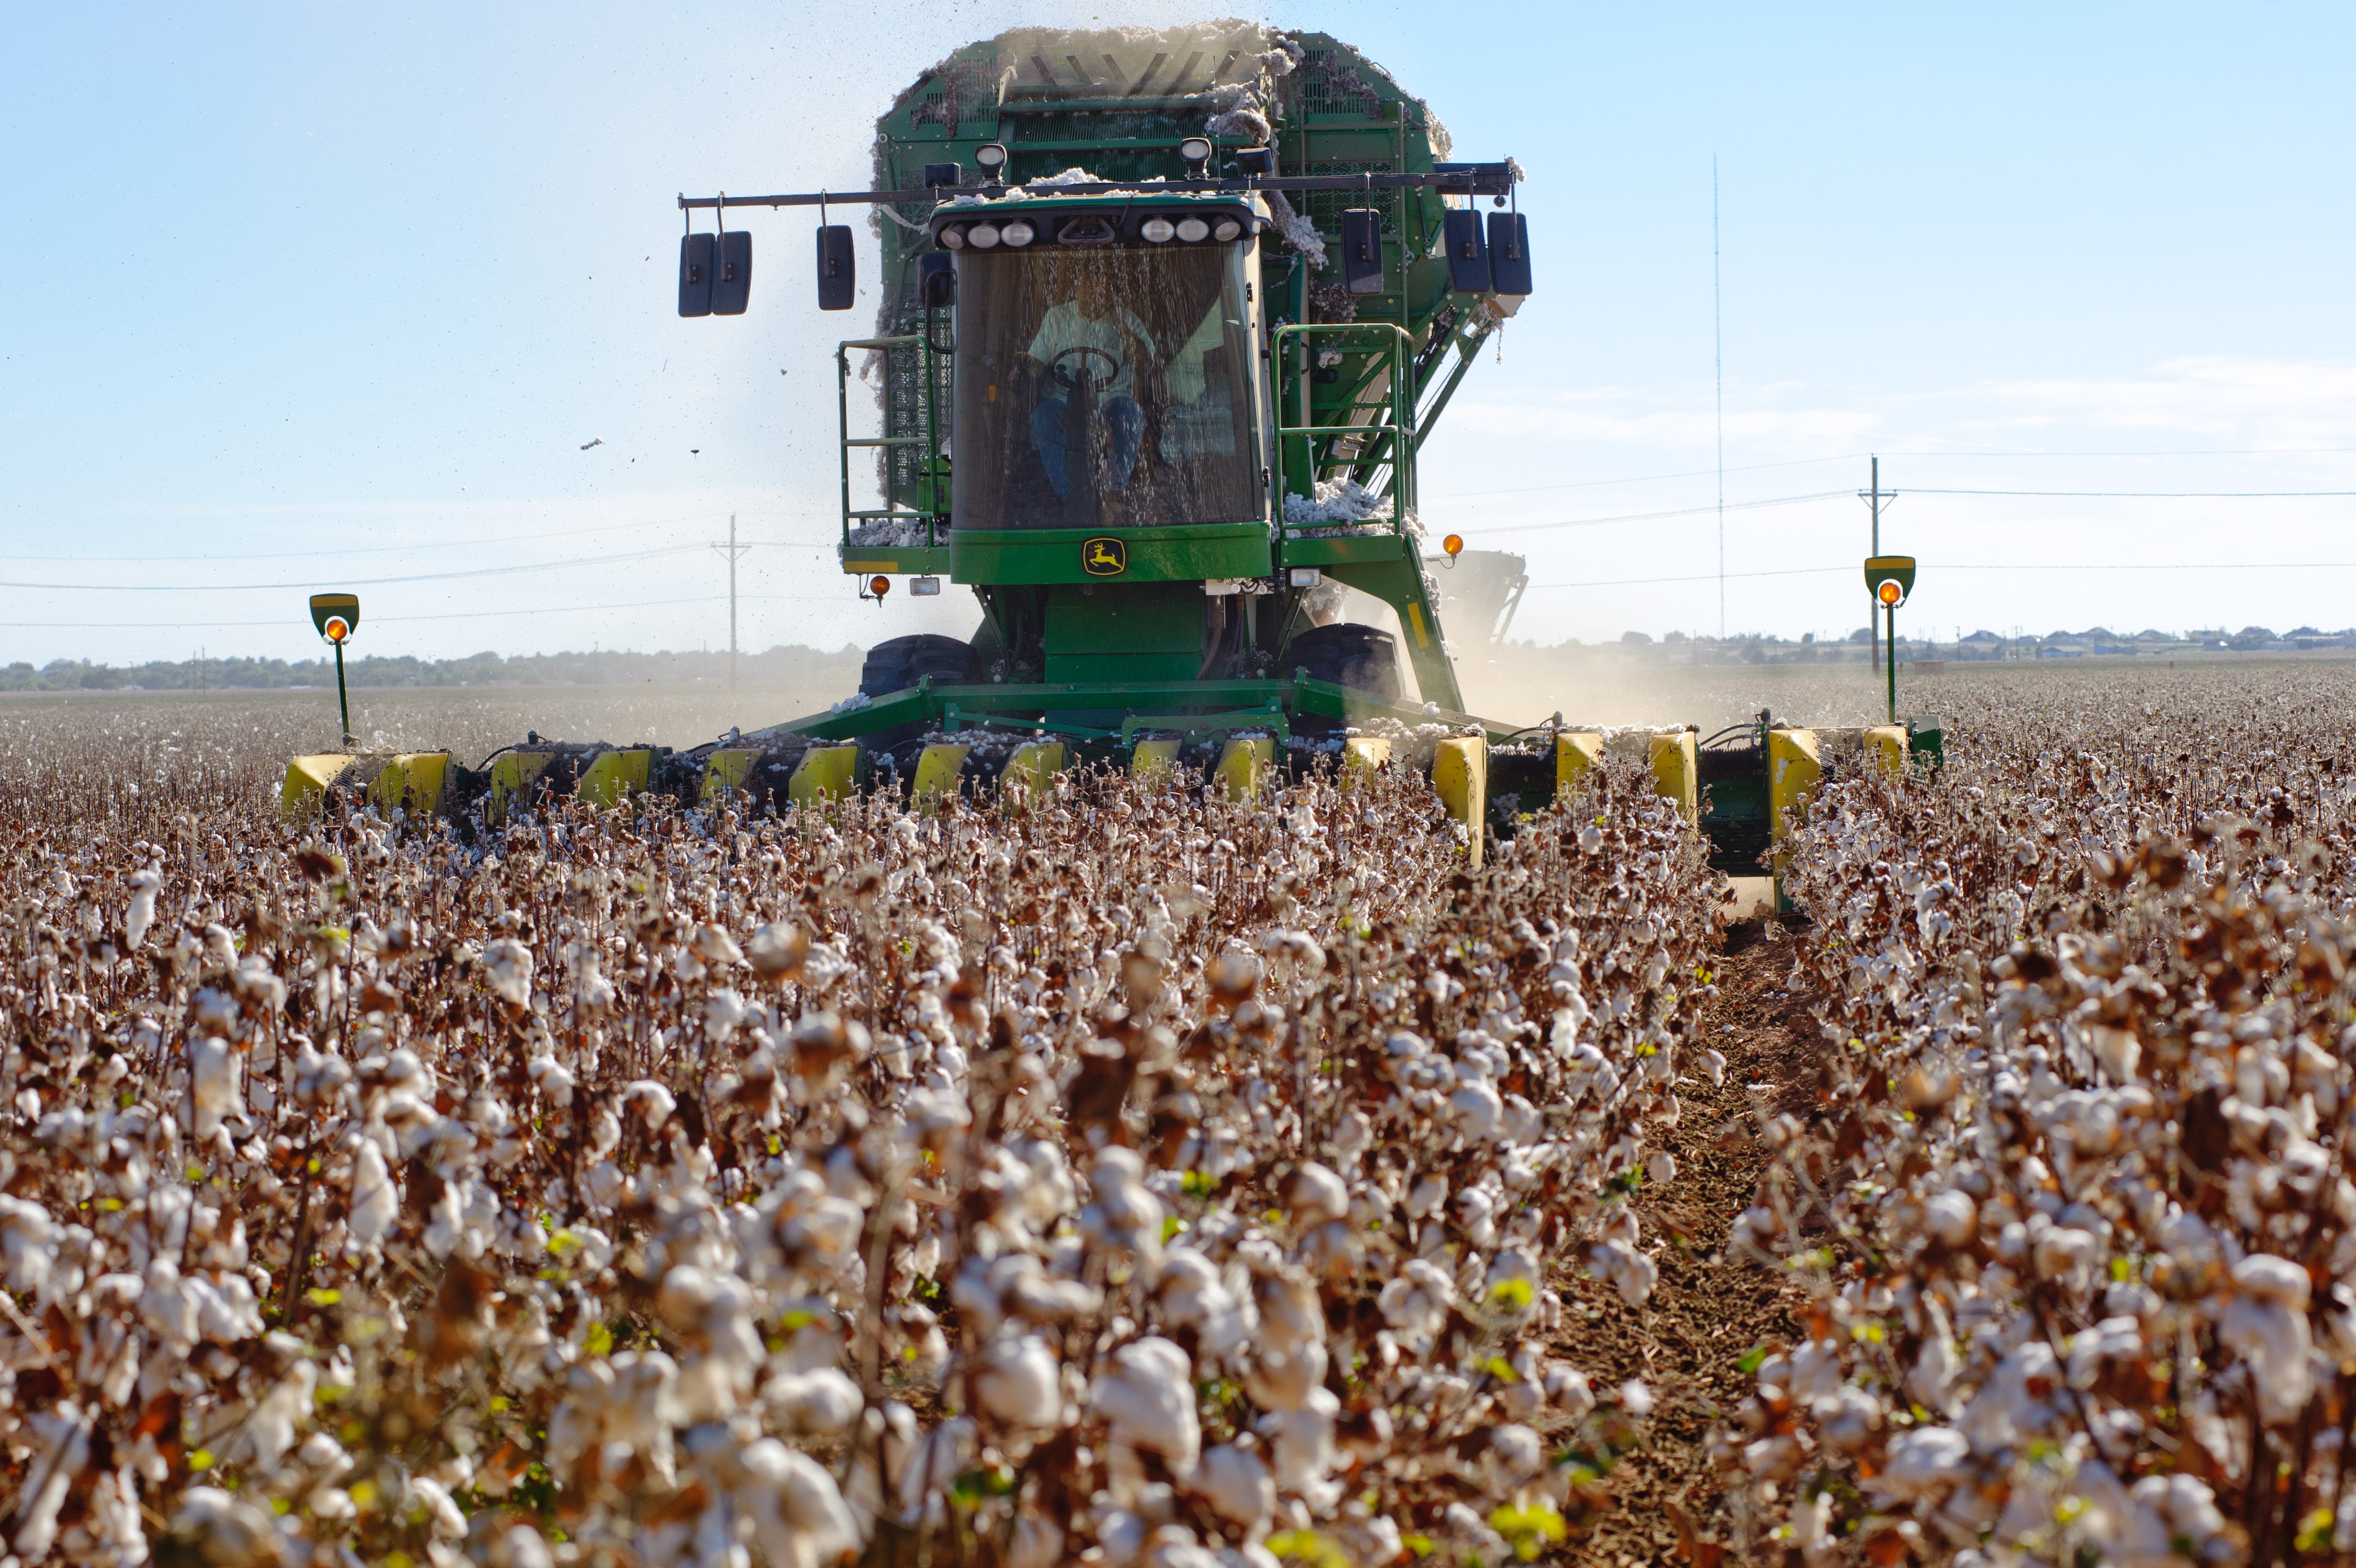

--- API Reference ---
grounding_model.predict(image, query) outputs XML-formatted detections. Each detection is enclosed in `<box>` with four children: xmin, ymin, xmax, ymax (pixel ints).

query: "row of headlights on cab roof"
<box><xmin>937</xmin><ymin>213</ymin><xmax>1246</xmax><ymax>250</ymax></box>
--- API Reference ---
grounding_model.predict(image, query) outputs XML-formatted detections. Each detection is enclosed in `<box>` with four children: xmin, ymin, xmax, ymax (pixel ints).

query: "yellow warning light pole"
<box><xmin>308</xmin><ymin>593</ymin><xmax>361</xmax><ymax>748</ymax></box>
<box><xmin>1863</xmin><ymin>557</ymin><xmax>1915</xmax><ymax>726</ymax></box>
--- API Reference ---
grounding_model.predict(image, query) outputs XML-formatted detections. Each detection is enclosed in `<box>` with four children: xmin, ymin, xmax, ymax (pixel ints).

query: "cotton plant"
<box><xmin>0</xmin><ymin>739</ymin><xmax>1726</xmax><ymax>1568</ymax></box>
<box><xmin>1709</xmin><ymin>675</ymin><xmax>2356</xmax><ymax>1566</ymax></box>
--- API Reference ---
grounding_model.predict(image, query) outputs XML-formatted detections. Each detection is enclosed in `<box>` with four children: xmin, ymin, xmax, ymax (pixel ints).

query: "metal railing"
<box><xmin>1270</xmin><ymin>322</ymin><xmax>1416</xmax><ymax>536</ymax></box>
<box><xmin>836</xmin><ymin>333</ymin><xmax>946</xmax><ymax>554</ymax></box>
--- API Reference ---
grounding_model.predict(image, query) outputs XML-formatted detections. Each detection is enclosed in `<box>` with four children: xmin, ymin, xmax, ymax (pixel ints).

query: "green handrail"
<box><xmin>1270</xmin><ymin>322</ymin><xmax>1416</xmax><ymax>537</ymax></box>
<box><xmin>835</xmin><ymin>332</ymin><xmax>946</xmax><ymax>560</ymax></box>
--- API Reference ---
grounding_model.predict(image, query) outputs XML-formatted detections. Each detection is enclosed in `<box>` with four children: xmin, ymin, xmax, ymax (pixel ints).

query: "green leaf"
<box><xmin>585</xmin><ymin>1323</ymin><xmax>613</xmax><ymax>1356</ymax></box>
<box><xmin>1736</xmin><ymin>1344</ymin><xmax>1772</xmax><ymax>1375</ymax></box>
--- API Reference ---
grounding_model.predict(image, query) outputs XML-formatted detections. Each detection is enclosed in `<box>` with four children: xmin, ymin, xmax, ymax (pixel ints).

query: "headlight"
<box><xmin>1140</xmin><ymin>216</ymin><xmax>1175</xmax><ymax>244</ymax></box>
<box><xmin>1212</xmin><ymin>218</ymin><xmax>1241</xmax><ymax>241</ymax></box>
<box><xmin>1001</xmin><ymin>220</ymin><xmax>1034</xmax><ymax>247</ymax></box>
<box><xmin>968</xmin><ymin>223</ymin><xmax>1001</xmax><ymax>249</ymax></box>
<box><xmin>938</xmin><ymin>224</ymin><xmax>966</xmax><ymax>249</ymax></box>
<box><xmin>1175</xmin><ymin>216</ymin><xmax>1210</xmax><ymax>243</ymax></box>
<box><xmin>1179</xmin><ymin>136</ymin><xmax>1214</xmax><ymax>164</ymax></box>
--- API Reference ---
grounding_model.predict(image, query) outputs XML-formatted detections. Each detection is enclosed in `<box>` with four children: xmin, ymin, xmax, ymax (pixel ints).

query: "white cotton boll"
<box><xmin>1255</xmin><ymin>1387</ymin><xmax>1340</xmax><ymax>1506</ymax></box>
<box><xmin>1404</xmin><ymin>1173</ymin><xmax>1448</xmax><ymax>1220</ymax></box>
<box><xmin>2219</xmin><ymin>1292</ymin><xmax>2314</xmax><ymax>1427</ymax></box>
<box><xmin>1646</xmin><ymin>1150</ymin><xmax>1677</xmax><ymax>1188</ymax></box>
<box><xmin>483</xmin><ymin>937</ymin><xmax>534</xmax><ymax>1007</ymax></box>
<box><xmin>347</xmin><ymin>1140</ymin><xmax>397</xmax><ymax>1250</ymax></box>
<box><xmin>976</xmin><ymin>1335</ymin><xmax>1062</xmax><ymax>1430</ymax></box>
<box><xmin>2233</xmin><ymin>1251</ymin><xmax>2310</xmax><ymax>1308</ymax></box>
<box><xmin>409</xmin><ymin>1476</ymin><xmax>469</xmax><ymax>1540</ymax></box>
<box><xmin>1813</xmin><ymin>1387</ymin><xmax>1882</xmax><ymax>1452</ymax></box>
<box><xmin>1544</xmin><ymin>1365</ymin><xmax>1595</xmax><ymax>1421</ymax></box>
<box><xmin>188</xmin><ymin>1036</ymin><xmax>242</xmax><ymax>1139</ymax></box>
<box><xmin>765</xmin><ymin>1367</ymin><xmax>863</xmax><ymax>1436</ymax></box>
<box><xmin>15</xmin><ymin>1405</ymin><xmax>93</xmax><ymax>1560</ymax></box>
<box><xmin>1619</xmin><ymin>1379</ymin><xmax>1654</xmax><ymax>1418</ymax></box>
<box><xmin>2032</xmin><ymin>1226</ymin><xmax>2098</xmax><ymax>1292</ymax></box>
<box><xmin>168</xmin><ymin>1486</ymin><xmax>282</xmax><ymax>1568</ymax></box>
<box><xmin>1377</xmin><ymin>1258</ymin><xmax>1454</xmax><ymax>1352</ymax></box>
<box><xmin>1286</xmin><ymin>1163</ymin><xmax>1349</xmax><ymax>1224</ymax></box>
<box><xmin>125</xmin><ymin>869</ymin><xmax>160</xmax><ymax>950</ymax></box>
<box><xmin>703</xmin><ymin>988</ymin><xmax>748</xmax><ymax>1043</ymax></box>
<box><xmin>1589</xmin><ymin>1239</ymin><xmax>1658</xmax><ymax>1309</ymax></box>
<box><xmin>1924</xmin><ymin>1189</ymin><xmax>1977</xmax><ymax>1247</ymax></box>
<box><xmin>1867</xmin><ymin>1426</ymin><xmax>1972</xmax><ymax>1502</ymax></box>
<box><xmin>1240</xmin><ymin>1341</ymin><xmax>1327</xmax><ymax>1413</ymax></box>
<box><xmin>1699</xmin><ymin>1047</ymin><xmax>1727</xmax><ymax>1085</ymax></box>
<box><xmin>1449</xmin><ymin>1080</ymin><xmax>1503</xmax><ymax>1141</ymax></box>
<box><xmin>1787</xmin><ymin>1339</ymin><xmax>1845</xmax><ymax>1401</ymax></box>
<box><xmin>0</xmin><ymin>1193</ymin><xmax>57</xmax><ymax>1292</ymax></box>
<box><xmin>1094</xmin><ymin>1337</ymin><xmax>1201</xmax><ymax>1472</ymax></box>
<box><xmin>526</xmin><ymin>1055</ymin><xmax>575</xmax><ymax>1108</ymax></box>
<box><xmin>1196</xmin><ymin>1443</ymin><xmax>1275</xmax><ymax>1528</ymax></box>
<box><xmin>622</xmin><ymin>1080</ymin><xmax>676</xmax><ymax>1131</ymax></box>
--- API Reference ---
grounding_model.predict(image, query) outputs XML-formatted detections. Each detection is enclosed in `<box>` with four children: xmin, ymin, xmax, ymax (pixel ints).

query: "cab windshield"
<box><xmin>951</xmin><ymin>240</ymin><xmax>1258</xmax><ymax>530</ymax></box>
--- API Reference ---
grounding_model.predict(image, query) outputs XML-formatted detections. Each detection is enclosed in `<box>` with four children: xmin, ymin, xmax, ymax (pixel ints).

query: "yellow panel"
<box><xmin>1431</xmin><ymin>735</ymin><xmax>1488</xmax><ymax>868</ymax></box>
<box><xmin>1862</xmin><ymin>724</ymin><xmax>1906</xmax><ymax>776</ymax></box>
<box><xmin>1341</xmin><ymin>735</ymin><xmax>1392</xmax><ymax>783</ymax></box>
<box><xmin>282</xmin><ymin>754</ymin><xmax>358</xmax><ymax>819</ymax></box>
<box><xmin>1648</xmin><ymin>731</ymin><xmax>1698</xmax><ymax>820</ymax></box>
<box><xmin>1768</xmin><ymin>728</ymin><xmax>1823</xmax><ymax>844</ymax></box>
<box><xmin>1405</xmin><ymin>602</ymin><xmax>1432</xmax><ymax>649</ymax></box>
<box><xmin>841</xmin><ymin>558</ymin><xmax>899</xmax><ymax>575</ymax></box>
<box><xmin>913</xmin><ymin>744</ymin><xmax>971</xmax><ymax>811</ymax></box>
<box><xmin>1002</xmin><ymin>740</ymin><xmax>1067</xmax><ymax>797</ymax></box>
<box><xmin>788</xmin><ymin>745</ymin><xmax>861</xmax><ymax>809</ymax></box>
<box><xmin>700</xmin><ymin>747</ymin><xmax>763</xmax><ymax>806</ymax></box>
<box><xmin>1130</xmin><ymin>738</ymin><xmax>1182</xmax><ymax>781</ymax></box>
<box><xmin>1215</xmin><ymin>735</ymin><xmax>1275</xmax><ymax>801</ymax></box>
<box><xmin>367</xmin><ymin>753</ymin><xmax>449</xmax><ymax>817</ymax></box>
<box><xmin>577</xmin><ymin>748</ymin><xmax>652</xmax><ymax>810</ymax></box>
<box><xmin>486</xmin><ymin>752</ymin><xmax>555</xmax><ymax>823</ymax></box>
<box><xmin>1555</xmin><ymin>730</ymin><xmax>1604</xmax><ymax>791</ymax></box>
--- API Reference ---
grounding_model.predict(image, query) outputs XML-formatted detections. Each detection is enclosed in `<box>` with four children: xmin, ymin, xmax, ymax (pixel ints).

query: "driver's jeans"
<box><xmin>1032</xmin><ymin>396</ymin><xmax>1144</xmax><ymax>499</ymax></box>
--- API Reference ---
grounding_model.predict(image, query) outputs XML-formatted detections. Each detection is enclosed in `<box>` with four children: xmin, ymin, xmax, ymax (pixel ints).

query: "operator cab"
<box><xmin>930</xmin><ymin>198</ymin><xmax>1267</xmax><ymax>532</ymax></box>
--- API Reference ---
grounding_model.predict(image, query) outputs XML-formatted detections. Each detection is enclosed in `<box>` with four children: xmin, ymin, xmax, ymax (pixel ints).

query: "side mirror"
<box><xmin>679</xmin><ymin>233</ymin><xmax>714</xmax><ymax>316</ymax></box>
<box><xmin>1442</xmin><ymin>210</ymin><xmax>1490</xmax><ymax>294</ymax></box>
<box><xmin>918</xmin><ymin>252</ymin><xmax>955</xmax><ymax>310</ymax></box>
<box><xmin>816</xmin><ymin>224</ymin><xmax>856</xmax><ymax>311</ymax></box>
<box><xmin>712</xmin><ymin>231</ymin><xmax>753</xmax><ymax>315</ymax></box>
<box><xmin>1340</xmin><ymin>208</ymin><xmax>1385</xmax><ymax>295</ymax></box>
<box><xmin>1485</xmin><ymin>211</ymin><xmax>1533</xmax><ymax>296</ymax></box>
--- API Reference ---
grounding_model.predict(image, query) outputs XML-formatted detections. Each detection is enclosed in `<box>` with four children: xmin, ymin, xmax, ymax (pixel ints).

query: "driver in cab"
<box><xmin>1025</xmin><ymin>268</ymin><xmax>1226</xmax><ymax>499</ymax></box>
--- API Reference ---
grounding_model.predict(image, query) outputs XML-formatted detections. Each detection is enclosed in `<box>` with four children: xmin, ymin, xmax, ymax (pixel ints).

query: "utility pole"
<box><xmin>711</xmin><ymin>515</ymin><xmax>752</xmax><ymax>691</ymax></box>
<box><xmin>1858</xmin><ymin>456</ymin><xmax>1896</xmax><ymax>671</ymax></box>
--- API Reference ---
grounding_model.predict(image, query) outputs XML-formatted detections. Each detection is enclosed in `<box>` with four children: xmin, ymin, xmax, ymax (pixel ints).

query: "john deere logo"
<box><xmin>1082</xmin><ymin>537</ymin><xmax>1127</xmax><ymax>576</ymax></box>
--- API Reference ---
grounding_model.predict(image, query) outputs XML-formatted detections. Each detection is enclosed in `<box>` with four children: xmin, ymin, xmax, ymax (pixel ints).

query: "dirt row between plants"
<box><xmin>1552</xmin><ymin>914</ymin><xmax>1826</xmax><ymax>1565</ymax></box>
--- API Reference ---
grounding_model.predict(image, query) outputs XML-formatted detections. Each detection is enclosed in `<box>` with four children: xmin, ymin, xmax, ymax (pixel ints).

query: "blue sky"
<box><xmin>2</xmin><ymin>2</ymin><xmax>2351</xmax><ymax>666</ymax></box>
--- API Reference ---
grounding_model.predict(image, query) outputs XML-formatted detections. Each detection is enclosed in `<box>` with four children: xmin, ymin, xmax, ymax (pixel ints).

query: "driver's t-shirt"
<box><xmin>1025</xmin><ymin>302</ymin><xmax>1157</xmax><ymax>399</ymax></box>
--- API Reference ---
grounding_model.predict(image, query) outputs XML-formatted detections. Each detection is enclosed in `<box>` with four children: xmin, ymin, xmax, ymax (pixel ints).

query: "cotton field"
<box><xmin>10</xmin><ymin>663</ymin><xmax>2356</xmax><ymax>1568</ymax></box>
<box><xmin>0</xmin><ymin>695</ymin><xmax>1714</xmax><ymax>1568</ymax></box>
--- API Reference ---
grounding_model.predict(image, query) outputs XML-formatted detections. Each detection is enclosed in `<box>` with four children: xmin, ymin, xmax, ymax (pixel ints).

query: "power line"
<box><xmin>1533</xmin><ymin>560</ymin><xmax>2356</xmax><ymax>590</ymax></box>
<box><xmin>1906</xmin><ymin>487</ymin><xmax>2356</xmax><ymax>498</ymax></box>
<box><xmin>0</xmin><ymin>544</ymin><xmax>709</xmax><ymax>592</ymax></box>
<box><xmin>1475</xmin><ymin>490</ymin><xmax>1850</xmax><ymax>536</ymax></box>
<box><xmin>1</xmin><ymin>590</ymin><xmax>855</xmax><ymax>629</ymax></box>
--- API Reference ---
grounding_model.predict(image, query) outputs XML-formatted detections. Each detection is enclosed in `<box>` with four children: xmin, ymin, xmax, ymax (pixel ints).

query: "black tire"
<box><xmin>1283</xmin><ymin>622</ymin><xmax>1403</xmax><ymax>702</ymax></box>
<box><xmin>859</xmin><ymin>633</ymin><xmax>979</xmax><ymax>698</ymax></box>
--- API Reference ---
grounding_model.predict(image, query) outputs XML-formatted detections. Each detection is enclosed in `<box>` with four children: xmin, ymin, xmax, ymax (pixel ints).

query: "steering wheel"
<box><xmin>1051</xmin><ymin>345</ymin><xmax>1121</xmax><ymax>391</ymax></box>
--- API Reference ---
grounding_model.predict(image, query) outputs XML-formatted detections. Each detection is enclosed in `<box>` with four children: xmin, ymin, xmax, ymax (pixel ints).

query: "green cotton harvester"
<box><xmin>285</xmin><ymin>23</ymin><xmax>1936</xmax><ymax>878</ymax></box>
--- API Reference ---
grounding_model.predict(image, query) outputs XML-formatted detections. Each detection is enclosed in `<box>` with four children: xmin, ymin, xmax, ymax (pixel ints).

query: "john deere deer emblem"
<box><xmin>1081</xmin><ymin>537</ymin><xmax>1127</xmax><ymax>576</ymax></box>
